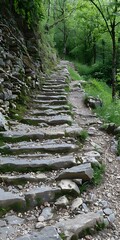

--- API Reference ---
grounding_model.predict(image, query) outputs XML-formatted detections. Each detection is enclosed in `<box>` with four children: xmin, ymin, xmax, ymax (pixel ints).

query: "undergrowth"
<box><xmin>68</xmin><ymin>64</ymin><xmax>120</xmax><ymax>126</ymax></box>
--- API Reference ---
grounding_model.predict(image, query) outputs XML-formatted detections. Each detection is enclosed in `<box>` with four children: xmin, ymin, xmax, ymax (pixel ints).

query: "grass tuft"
<box><xmin>92</xmin><ymin>164</ymin><xmax>105</xmax><ymax>185</ymax></box>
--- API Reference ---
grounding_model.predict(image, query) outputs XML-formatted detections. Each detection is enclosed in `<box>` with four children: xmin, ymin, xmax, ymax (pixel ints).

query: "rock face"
<box><xmin>0</xmin><ymin>3</ymin><xmax>54</xmax><ymax>118</ymax></box>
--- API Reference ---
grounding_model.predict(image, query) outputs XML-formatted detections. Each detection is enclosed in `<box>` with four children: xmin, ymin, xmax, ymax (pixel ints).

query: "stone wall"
<box><xmin>0</xmin><ymin>5</ymin><xmax>46</xmax><ymax>119</ymax></box>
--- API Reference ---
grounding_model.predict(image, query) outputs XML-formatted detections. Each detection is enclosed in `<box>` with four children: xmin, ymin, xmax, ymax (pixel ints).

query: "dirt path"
<box><xmin>69</xmin><ymin>78</ymin><xmax>120</xmax><ymax>239</ymax></box>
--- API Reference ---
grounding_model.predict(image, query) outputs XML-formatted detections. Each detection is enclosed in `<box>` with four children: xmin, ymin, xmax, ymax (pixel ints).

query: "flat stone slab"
<box><xmin>33</xmin><ymin>104</ymin><xmax>70</xmax><ymax>111</ymax></box>
<box><xmin>0</xmin><ymin>173</ymin><xmax>47</xmax><ymax>184</ymax></box>
<box><xmin>25</xmin><ymin>186</ymin><xmax>60</xmax><ymax>208</ymax></box>
<box><xmin>56</xmin><ymin>163</ymin><xmax>93</xmax><ymax>181</ymax></box>
<box><xmin>0</xmin><ymin>155</ymin><xmax>76</xmax><ymax>172</ymax></box>
<box><xmin>16</xmin><ymin>226</ymin><xmax>62</xmax><ymax>240</ymax></box>
<box><xmin>55</xmin><ymin>212</ymin><xmax>102</xmax><ymax>239</ymax></box>
<box><xmin>33</xmin><ymin>99</ymin><xmax>67</xmax><ymax>105</ymax></box>
<box><xmin>30</xmin><ymin>109</ymin><xmax>71</xmax><ymax>117</ymax></box>
<box><xmin>1</xmin><ymin>132</ymin><xmax>45</xmax><ymax>142</ymax></box>
<box><xmin>34</xmin><ymin>95</ymin><xmax>67</xmax><ymax>100</ymax></box>
<box><xmin>22</xmin><ymin>115</ymin><xmax>72</xmax><ymax>126</ymax></box>
<box><xmin>0</xmin><ymin>141</ymin><xmax>77</xmax><ymax>155</ymax></box>
<box><xmin>0</xmin><ymin>188</ymin><xmax>26</xmax><ymax>211</ymax></box>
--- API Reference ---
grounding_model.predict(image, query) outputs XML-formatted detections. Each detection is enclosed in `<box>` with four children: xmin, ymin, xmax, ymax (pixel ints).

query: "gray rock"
<box><xmin>5</xmin><ymin>215</ymin><xmax>24</xmax><ymax>225</ymax></box>
<box><xmin>55</xmin><ymin>212</ymin><xmax>102</xmax><ymax>239</ymax></box>
<box><xmin>38</xmin><ymin>207</ymin><xmax>53</xmax><ymax>221</ymax></box>
<box><xmin>0</xmin><ymin>173</ymin><xmax>47</xmax><ymax>184</ymax></box>
<box><xmin>0</xmin><ymin>112</ymin><xmax>8</xmax><ymax>131</ymax></box>
<box><xmin>7</xmin><ymin>141</ymin><xmax>77</xmax><ymax>155</ymax></box>
<box><xmin>0</xmin><ymin>155</ymin><xmax>76</xmax><ymax>172</ymax></box>
<box><xmin>0</xmin><ymin>188</ymin><xmax>26</xmax><ymax>211</ymax></box>
<box><xmin>58</xmin><ymin>179</ymin><xmax>80</xmax><ymax>195</ymax></box>
<box><xmin>16</xmin><ymin>226</ymin><xmax>62</xmax><ymax>240</ymax></box>
<box><xmin>103</xmin><ymin>208</ymin><xmax>113</xmax><ymax>215</ymax></box>
<box><xmin>25</xmin><ymin>186</ymin><xmax>60</xmax><ymax>208</ymax></box>
<box><xmin>56</xmin><ymin>163</ymin><xmax>93</xmax><ymax>182</ymax></box>
<box><xmin>55</xmin><ymin>196</ymin><xmax>69</xmax><ymax>207</ymax></box>
<box><xmin>0</xmin><ymin>220</ymin><xmax>7</xmax><ymax>227</ymax></box>
<box><xmin>71</xmin><ymin>197</ymin><xmax>83</xmax><ymax>210</ymax></box>
<box><xmin>107</xmin><ymin>213</ymin><xmax>115</xmax><ymax>223</ymax></box>
<box><xmin>85</xmin><ymin>96</ymin><xmax>102</xmax><ymax>109</ymax></box>
<box><xmin>84</xmin><ymin>151</ymin><xmax>100</xmax><ymax>158</ymax></box>
<box><xmin>0</xmin><ymin>226</ymin><xmax>15</xmax><ymax>239</ymax></box>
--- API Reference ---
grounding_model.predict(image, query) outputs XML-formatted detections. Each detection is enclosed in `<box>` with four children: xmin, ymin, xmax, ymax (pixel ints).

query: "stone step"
<box><xmin>0</xmin><ymin>125</ymin><xmax>83</xmax><ymax>143</ymax></box>
<box><xmin>24</xmin><ymin>186</ymin><xmax>61</xmax><ymax>209</ymax></box>
<box><xmin>33</xmin><ymin>99</ymin><xmax>67</xmax><ymax>105</ymax></box>
<box><xmin>0</xmin><ymin>173</ymin><xmax>47</xmax><ymax>184</ymax></box>
<box><xmin>42</xmin><ymin>88</ymin><xmax>66</xmax><ymax>93</ymax></box>
<box><xmin>43</xmin><ymin>84</ymin><xmax>68</xmax><ymax>89</ymax></box>
<box><xmin>33</xmin><ymin>95</ymin><xmax>67</xmax><ymax>100</ymax></box>
<box><xmin>45</xmin><ymin>79</ymin><xmax>66</xmax><ymax>84</ymax></box>
<box><xmin>56</xmin><ymin>163</ymin><xmax>93</xmax><ymax>182</ymax></box>
<box><xmin>0</xmin><ymin>141</ymin><xmax>78</xmax><ymax>155</ymax></box>
<box><xmin>0</xmin><ymin>155</ymin><xmax>77</xmax><ymax>172</ymax></box>
<box><xmin>0</xmin><ymin>186</ymin><xmax>61</xmax><ymax>215</ymax></box>
<box><xmin>41</xmin><ymin>91</ymin><xmax>67</xmax><ymax>96</ymax></box>
<box><xmin>0</xmin><ymin>188</ymin><xmax>26</xmax><ymax>213</ymax></box>
<box><xmin>21</xmin><ymin>115</ymin><xmax>72</xmax><ymax>126</ymax></box>
<box><xmin>29</xmin><ymin>109</ymin><xmax>71</xmax><ymax>117</ymax></box>
<box><xmin>31</xmin><ymin>104</ymin><xmax>70</xmax><ymax>111</ymax></box>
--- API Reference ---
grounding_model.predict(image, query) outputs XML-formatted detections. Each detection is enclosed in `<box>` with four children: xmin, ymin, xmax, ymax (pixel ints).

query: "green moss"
<box><xmin>59</xmin><ymin>233</ymin><xmax>67</xmax><ymax>240</ymax></box>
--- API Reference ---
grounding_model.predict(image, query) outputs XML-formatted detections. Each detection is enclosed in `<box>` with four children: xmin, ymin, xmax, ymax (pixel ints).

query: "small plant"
<box><xmin>77</xmin><ymin>130</ymin><xmax>88</xmax><ymax>143</ymax></box>
<box><xmin>95</xmin><ymin>222</ymin><xmax>106</xmax><ymax>231</ymax></box>
<box><xmin>60</xmin><ymin>233</ymin><xmax>67</xmax><ymax>240</ymax></box>
<box><xmin>79</xmin><ymin>181</ymin><xmax>90</xmax><ymax>193</ymax></box>
<box><xmin>92</xmin><ymin>164</ymin><xmax>105</xmax><ymax>185</ymax></box>
<box><xmin>117</xmin><ymin>137</ymin><xmax>120</xmax><ymax>156</ymax></box>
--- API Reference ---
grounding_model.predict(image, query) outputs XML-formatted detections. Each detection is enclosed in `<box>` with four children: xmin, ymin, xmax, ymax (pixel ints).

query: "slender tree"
<box><xmin>87</xmin><ymin>0</ymin><xmax>120</xmax><ymax>99</ymax></box>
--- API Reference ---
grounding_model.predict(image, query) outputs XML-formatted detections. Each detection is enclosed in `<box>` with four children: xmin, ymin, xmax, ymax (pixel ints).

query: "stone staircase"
<box><xmin>0</xmin><ymin>61</ymin><xmax>103</xmax><ymax>240</ymax></box>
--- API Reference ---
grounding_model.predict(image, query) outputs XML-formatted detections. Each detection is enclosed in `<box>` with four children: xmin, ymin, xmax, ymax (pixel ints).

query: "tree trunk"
<box><xmin>112</xmin><ymin>28</ymin><xmax>116</xmax><ymax>99</ymax></box>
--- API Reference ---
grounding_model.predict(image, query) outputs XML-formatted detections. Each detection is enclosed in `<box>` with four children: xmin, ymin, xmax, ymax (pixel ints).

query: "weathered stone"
<box><xmin>84</xmin><ymin>151</ymin><xmax>101</xmax><ymax>158</ymax></box>
<box><xmin>85</xmin><ymin>96</ymin><xmax>102</xmax><ymax>109</ymax></box>
<box><xmin>0</xmin><ymin>112</ymin><xmax>8</xmax><ymax>131</ymax></box>
<box><xmin>38</xmin><ymin>207</ymin><xmax>53</xmax><ymax>221</ymax></box>
<box><xmin>25</xmin><ymin>186</ymin><xmax>60</xmax><ymax>208</ymax></box>
<box><xmin>0</xmin><ymin>188</ymin><xmax>26</xmax><ymax>212</ymax></box>
<box><xmin>5</xmin><ymin>215</ymin><xmax>24</xmax><ymax>225</ymax></box>
<box><xmin>71</xmin><ymin>197</ymin><xmax>83</xmax><ymax>210</ymax></box>
<box><xmin>16</xmin><ymin>226</ymin><xmax>62</xmax><ymax>240</ymax></box>
<box><xmin>56</xmin><ymin>163</ymin><xmax>93</xmax><ymax>182</ymax></box>
<box><xmin>0</xmin><ymin>155</ymin><xmax>76</xmax><ymax>172</ymax></box>
<box><xmin>5</xmin><ymin>141</ymin><xmax>77</xmax><ymax>155</ymax></box>
<box><xmin>107</xmin><ymin>213</ymin><xmax>115</xmax><ymax>223</ymax></box>
<box><xmin>0</xmin><ymin>220</ymin><xmax>7</xmax><ymax>227</ymax></box>
<box><xmin>55</xmin><ymin>212</ymin><xmax>102</xmax><ymax>239</ymax></box>
<box><xmin>55</xmin><ymin>196</ymin><xmax>69</xmax><ymax>208</ymax></box>
<box><xmin>58</xmin><ymin>179</ymin><xmax>80</xmax><ymax>195</ymax></box>
<box><xmin>103</xmin><ymin>208</ymin><xmax>113</xmax><ymax>215</ymax></box>
<box><xmin>0</xmin><ymin>173</ymin><xmax>47</xmax><ymax>184</ymax></box>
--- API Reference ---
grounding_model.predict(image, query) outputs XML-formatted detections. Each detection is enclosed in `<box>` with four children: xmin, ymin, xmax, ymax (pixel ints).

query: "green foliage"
<box><xmin>117</xmin><ymin>137</ymin><xmax>120</xmax><ymax>156</ymax></box>
<box><xmin>13</xmin><ymin>0</ymin><xmax>44</xmax><ymax>27</ymax></box>
<box><xmin>77</xmin><ymin>130</ymin><xmax>88</xmax><ymax>143</ymax></box>
<box><xmin>84</xmin><ymin>78</ymin><xmax>120</xmax><ymax>125</ymax></box>
<box><xmin>68</xmin><ymin>66</ymin><xmax>82</xmax><ymax>80</ymax></box>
